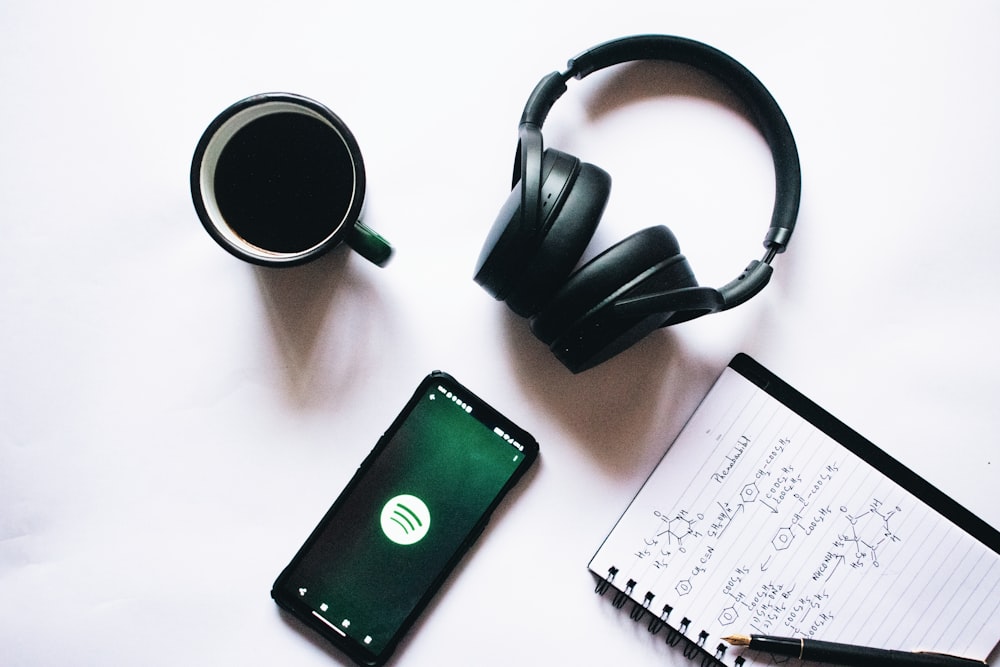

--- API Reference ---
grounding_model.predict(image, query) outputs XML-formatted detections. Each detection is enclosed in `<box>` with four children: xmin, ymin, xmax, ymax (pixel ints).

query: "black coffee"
<box><xmin>214</xmin><ymin>112</ymin><xmax>356</xmax><ymax>254</ymax></box>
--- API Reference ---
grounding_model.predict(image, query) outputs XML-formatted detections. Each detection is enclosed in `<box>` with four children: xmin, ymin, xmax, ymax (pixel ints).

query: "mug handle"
<box><xmin>347</xmin><ymin>221</ymin><xmax>394</xmax><ymax>267</ymax></box>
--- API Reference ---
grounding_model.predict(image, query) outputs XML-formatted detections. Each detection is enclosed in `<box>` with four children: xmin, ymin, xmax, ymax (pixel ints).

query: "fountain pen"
<box><xmin>722</xmin><ymin>634</ymin><xmax>989</xmax><ymax>667</ymax></box>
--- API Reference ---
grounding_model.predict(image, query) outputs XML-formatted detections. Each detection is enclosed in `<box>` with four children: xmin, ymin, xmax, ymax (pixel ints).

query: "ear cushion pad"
<box><xmin>473</xmin><ymin>150</ymin><xmax>610</xmax><ymax>316</ymax></box>
<box><xmin>473</xmin><ymin>178</ymin><xmax>529</xmax><ymax>300</ymax></box>
<box><xmin>529</xmin><ymin>225</ymin><xmax>699</xmax><ymax>373</ymax></box>
<box><xmin>502</xmin><ymin>152</ymin><xmax>611</xmax><ymax>317</ymax></box>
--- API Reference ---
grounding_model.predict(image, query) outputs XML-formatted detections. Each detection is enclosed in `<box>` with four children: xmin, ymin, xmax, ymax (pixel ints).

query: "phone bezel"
<box><xmin>271</xmin><ymin>371</ymin><xmax>539</xmax><ymax>666</ymax></box>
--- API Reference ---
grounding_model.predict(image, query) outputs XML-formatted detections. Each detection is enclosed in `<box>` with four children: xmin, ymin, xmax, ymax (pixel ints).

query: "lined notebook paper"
<box><xmin>589</xmin><ymin>354</ymin><xmax>1000</xmax><ymax>666</ymax></box>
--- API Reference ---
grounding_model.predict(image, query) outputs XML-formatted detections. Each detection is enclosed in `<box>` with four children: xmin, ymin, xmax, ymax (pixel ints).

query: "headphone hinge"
<box><xmin>520</xmin><ymin>72</ymin><xmax>570</xmax><ymax>128</ymax></box>
<box><xmin>764</xmin><ymin>226</ymin><xmax>794</xmax><ymax>254</ymax></box>
<box><xmin>719</xmin><ymin>260</ymin><xmax>774</xmax><ymax>310</ymax></box>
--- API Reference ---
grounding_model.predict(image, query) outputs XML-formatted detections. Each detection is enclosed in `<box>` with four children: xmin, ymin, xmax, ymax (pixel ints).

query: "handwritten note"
<box><xmin>589</xmin><ymin>366</ymin><xmax>1000</xmax><ymax>665</ymax></box>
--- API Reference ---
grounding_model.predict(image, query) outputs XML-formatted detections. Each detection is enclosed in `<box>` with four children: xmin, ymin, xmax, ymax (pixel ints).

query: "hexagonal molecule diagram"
<box><xmin>740</xmin><ymin>482</ymin><xmax>760</xmax><ymax>503</ymax></box>
<box><xmin>668</xmin><ymin>515</ymin><xmax>696</xmax><ymax>546</ymax></box>
<box><xmin>772</xmin><ymin>526</ymin><xmax>795</xmax><ymax>551</ymax></box>
<box><xmin>718</xmin><ymin>605</ymin><xmax>740</xmax><ymax>626</ymax></box>
<box><xmin>837</xmin><ymin>499</ymin><xmax>903</xmax><ymax>568</ymax></box>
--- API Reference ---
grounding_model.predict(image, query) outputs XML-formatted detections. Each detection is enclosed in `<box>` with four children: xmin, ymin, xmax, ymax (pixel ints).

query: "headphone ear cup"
<box><xmin>529</xmin><ymin>225</ymin><xmax>699</xmax><ymax>373</ymax></box>
<box><xmin>473</xmin><ymin>178</ymin><xmax>528</xmax><ymax>302</ymax></box>
<box><xmin>503</xmin><ymin>153</ymin><xmax>610</xmax><ymax>316</ymax></box>
<box><xmin>474</xmin><ymin>149</ymin><xmax>611</xmax><ymax>317</ymax></box>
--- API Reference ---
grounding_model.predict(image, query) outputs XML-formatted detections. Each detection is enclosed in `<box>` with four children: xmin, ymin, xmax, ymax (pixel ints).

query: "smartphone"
<box><xmin>271</xmin><ymin>371</ymin><xmax>539</xmax><ymax>666</ymax></box>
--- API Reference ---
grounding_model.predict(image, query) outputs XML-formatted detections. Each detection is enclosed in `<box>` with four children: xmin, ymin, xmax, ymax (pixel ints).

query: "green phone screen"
<box><xmin>272</xmin><ymin>373</ymin><xmax>538</xmax><ymax>664</ymax></box>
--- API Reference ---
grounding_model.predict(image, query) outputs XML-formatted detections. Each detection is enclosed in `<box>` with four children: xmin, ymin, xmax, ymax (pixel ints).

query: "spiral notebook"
<box><xmin>589</xmin><ymin>354</ymin><xmax>1000</xmax><ymax>667</ymax></box>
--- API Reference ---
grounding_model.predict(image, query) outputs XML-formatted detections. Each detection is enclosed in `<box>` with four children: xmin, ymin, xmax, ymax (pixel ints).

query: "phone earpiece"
<box><xmin>475</xmin><ymin>35</ymin><xmax>801</xmax><ymax>372</ymax></box>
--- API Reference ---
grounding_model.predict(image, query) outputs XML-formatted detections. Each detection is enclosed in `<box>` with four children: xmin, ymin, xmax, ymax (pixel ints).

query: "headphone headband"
<box><xmin>514</xmin><ymin>35</ymin><xmax>800</xmax><ymax>313</ymax></box>
<box><xmin>478</xmin><ymin>35</ymin><xmax>803</xmax><ymax>371</ymax></box>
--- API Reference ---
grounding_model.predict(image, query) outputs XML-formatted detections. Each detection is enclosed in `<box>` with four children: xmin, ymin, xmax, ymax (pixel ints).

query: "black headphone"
<box><xmin>474</xmin><ymin>35</ymin><xmax>801</xmax><ymax>373</ymax></box>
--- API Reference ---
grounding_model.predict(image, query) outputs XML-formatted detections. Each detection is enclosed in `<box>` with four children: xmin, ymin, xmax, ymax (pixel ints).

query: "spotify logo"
<box><xmin>380</xmin><ymin>494</ymin><xmax>431</xmax><ymax>545</ymax></box>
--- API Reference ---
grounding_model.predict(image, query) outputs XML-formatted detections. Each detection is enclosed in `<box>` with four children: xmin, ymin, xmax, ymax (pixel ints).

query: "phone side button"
<box><xmin>467</xmin><ymin>516</ymin><xmax>491</xmax><ymax>547</ymax></box>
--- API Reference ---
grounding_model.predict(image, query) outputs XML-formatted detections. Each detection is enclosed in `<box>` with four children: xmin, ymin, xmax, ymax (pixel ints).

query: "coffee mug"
<box><xmin>190</xmin><ymin>93</ymin><xmax>392</xmax><ymax>267</ymax></box>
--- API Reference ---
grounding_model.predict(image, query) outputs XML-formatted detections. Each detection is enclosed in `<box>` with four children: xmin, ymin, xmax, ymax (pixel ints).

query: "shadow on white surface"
<box><xmin>583</xmin><ymin>59</ymin><xmax>751</xmax><ymax>125</ymax></box>
<box><xmin>501</xmin><ymin>309</ymin><xmax>719</xmax><ymax>476</ymax></box>
<box><xmin>253</xmin><ymin>247</ymin><xmax>395</xmax><ymax>409</ymax></box>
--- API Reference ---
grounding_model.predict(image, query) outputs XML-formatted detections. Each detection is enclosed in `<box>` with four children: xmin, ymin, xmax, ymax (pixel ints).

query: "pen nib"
<box><xmin>723</xmin><ymin>635</ymin><xmax>752</xmax><ymax>646</ymax></box>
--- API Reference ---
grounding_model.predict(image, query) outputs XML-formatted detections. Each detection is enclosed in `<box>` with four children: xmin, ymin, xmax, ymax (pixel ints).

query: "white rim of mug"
<box><xmin>191</xmin><ymin>93</ymin><xmax>366</xmax><ymax>266</ymax></box>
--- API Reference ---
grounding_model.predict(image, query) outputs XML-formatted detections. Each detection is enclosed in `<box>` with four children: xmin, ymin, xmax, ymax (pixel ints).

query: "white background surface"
<box><xmin>2</xmin><ymin>2</ymin><xmax>999</xmax><ymax>666</ymax></box>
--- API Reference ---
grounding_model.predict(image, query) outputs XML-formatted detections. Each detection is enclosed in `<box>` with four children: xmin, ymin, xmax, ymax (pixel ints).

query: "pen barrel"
<box><xmin>802</xmin><ymin>640</ymin><xmax>979</xmax><ymax>667</ymax></box>
<box><xmin>756</xmin><ymin>635</ymin><xmax>806</xmax><ymax>657</ymax></box>
<box><xmin>802</xmin><ymin>639</ymin><xmax>893</xmax><ymax>666</ymax></box>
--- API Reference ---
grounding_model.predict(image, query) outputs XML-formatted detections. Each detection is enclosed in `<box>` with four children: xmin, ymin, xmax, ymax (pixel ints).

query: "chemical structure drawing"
<box><xmin>668</xmin><ymin>516</ymin><xmax>696</xmax><ymax>543</ymax></box>
<box><xmin>741</xmin><ymin>482</ymin><xmax>760</xmax><ymax>503</ymax></box>
<box><xmin>772</xmin><ymin>526</ymin><xmax>796</xmax><ymax>551</ymax></box>
<box><xmin>835</xmin><ymin>499</ymin><xmax>903</xmax><ymax>568</ymax></box>
<box><xmin>638</xmin><ymin>510</ymin><xmax>706</xmax><ymax>570</ymax></box>
<box><xmin>652</xmin><ymin>509</ymin><xmax>704</xmax><ymax>553</ymax></box>
<box><xmin>718</xmin><ymin>605</ymin><xmax>739</xmax><ymax>625</ymax></box>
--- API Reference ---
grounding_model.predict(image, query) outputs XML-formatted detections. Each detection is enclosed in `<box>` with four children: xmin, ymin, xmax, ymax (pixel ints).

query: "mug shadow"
<box><xmin>253</xmin><ymin>246</ymin><xmax>391</xmax><ymax>410</ymax></box>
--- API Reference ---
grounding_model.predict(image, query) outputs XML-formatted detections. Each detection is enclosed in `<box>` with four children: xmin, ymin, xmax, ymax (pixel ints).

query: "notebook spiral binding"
<box><xmin>594</xmin><ymin>566</ymin><xmax>744</xmax><ymax>667</ymax></box>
